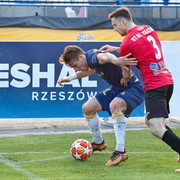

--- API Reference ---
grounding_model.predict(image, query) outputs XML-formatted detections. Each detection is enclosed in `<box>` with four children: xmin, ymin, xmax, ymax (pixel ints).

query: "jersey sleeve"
<box><xmin>120</xmin><ymin>38</ymin><xmax>134</xmax><ymax>58</ymax></box>
<box><xmin>86</xmin><ymin>49</ymin><xmax>100</xmax><ymax>69</ymax></box>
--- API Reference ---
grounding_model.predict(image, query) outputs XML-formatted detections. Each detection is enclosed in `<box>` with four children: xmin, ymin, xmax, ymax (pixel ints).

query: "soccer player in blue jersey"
<box><xmin>58</xmin><ymin>45</ymin><xmax>144</xmax><ymax>166</ymax></box>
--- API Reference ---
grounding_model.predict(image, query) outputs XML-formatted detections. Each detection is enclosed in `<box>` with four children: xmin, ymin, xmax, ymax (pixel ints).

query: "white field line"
<box><xmin>0</xmin><ymin>151</ymin><xmax>53</xmax><ymax>155</ymax></box>
<box><xmin>16</xmin><ymin>151</ymin><xmax>176</xmax><ymax>165</ymax></box>
<box><xmin>0</xmin><ymin>128</ymin><xmax>150</xmax><ymax>137</ymax></box>
<box><xmin>95</xmin><ymin>151</ymin><xmax>177</xmax><ymax>154</ymax></box>
<box><xmin>16</xmin><ymin>155</ymin><xmax>71</xmax><ymax>164</ymax></box>
<box><xmin>0</xmin><ymin>154</ymin><xmax>42</xmax><ymax>180</ymax></box>
<box><xmin>0</xmin><ymin>130</ymin><xmax>106</xmax><ymax>137</ymax></box>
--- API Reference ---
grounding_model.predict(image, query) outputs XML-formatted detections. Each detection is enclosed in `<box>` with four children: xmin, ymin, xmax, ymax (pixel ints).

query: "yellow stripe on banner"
<box><xmin>0</xmin><ymin>27</ymin><xmax>179</xmax><ymax>41</ymax></box>
<box><xmin>157</xmin><ymin>31</ymin><xmax>180</xmax><ymax>41</ymax></box>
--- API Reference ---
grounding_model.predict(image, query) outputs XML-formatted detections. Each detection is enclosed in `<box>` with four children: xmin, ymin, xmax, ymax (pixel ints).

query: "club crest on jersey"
<box><xmin>150</xmin><ymin>62</ymin><xmax>158</xmax><ymax>70</ymax></box>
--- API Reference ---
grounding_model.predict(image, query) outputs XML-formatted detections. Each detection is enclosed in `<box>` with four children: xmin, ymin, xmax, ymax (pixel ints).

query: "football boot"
<box><xmin>105</xmin><ymin>150</ymin><xmax>128</xmax><ymax>166</ymax></box>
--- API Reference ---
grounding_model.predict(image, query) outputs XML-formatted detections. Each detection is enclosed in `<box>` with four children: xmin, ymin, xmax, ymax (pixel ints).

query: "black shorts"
<box><xmin>145</xmin><ymin>84</ymin><xmax>173</xmax><ymax>120</ymax></box>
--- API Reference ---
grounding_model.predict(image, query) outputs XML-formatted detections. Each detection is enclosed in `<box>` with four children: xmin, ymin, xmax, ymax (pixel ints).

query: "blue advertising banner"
<box><xmin>0</xmin><ymin>42</ymin><xmax>144</xmax><ymax>118</ymax></box>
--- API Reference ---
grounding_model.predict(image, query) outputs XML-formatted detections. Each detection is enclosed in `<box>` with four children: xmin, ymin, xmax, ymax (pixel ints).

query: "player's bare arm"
<box><xmin>98</xmin><ymin>52</ymin><xmax>137</xmax><ymax>67</ymax></box>
<box><xmin>99</xmin><ymin>45</ymin><xmax>119</xmax><ymax>53</ymax></box>
<box><xmin>114</xmin><ymin>53</ymin><xmax>137</xmax><ymax>67</ymax></box>
<box><xmin>58</xmin><ymin>69</ymin><xmax>94</xmax><ymax>86</ymax></box>
<box><xmin>97</xmin><ymin>52</ymin><xmax>117</xmax><ymax>64</ymax></box>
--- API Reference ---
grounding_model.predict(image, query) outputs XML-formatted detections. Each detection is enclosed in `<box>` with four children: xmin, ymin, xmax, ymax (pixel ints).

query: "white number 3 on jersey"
<box><xmin>147</xmin><ymin>35</ymin><xmax>162</xmax><ymax>60</ymax></box>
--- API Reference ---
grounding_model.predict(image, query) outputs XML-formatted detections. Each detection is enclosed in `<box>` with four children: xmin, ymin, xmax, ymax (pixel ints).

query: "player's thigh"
<box><xmin>95</xmin><ymin>88</ymin><xmax>116</xmax><ymax>115</ymax></box>
<box><xmin>82</xmin><ymin>96</ymin><xmax>103</xmax><ymax>115</ymax></box>
<box><xmin>116</xmin><ymin>86</ymin><xmax>144</xmax><ymax>117</ymax></box>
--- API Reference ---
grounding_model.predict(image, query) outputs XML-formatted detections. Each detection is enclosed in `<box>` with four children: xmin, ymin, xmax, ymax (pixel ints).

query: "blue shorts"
<box><xmin>95</xmin><ymin>81</ymin><xmax>144</xmax><ymax>118</ymax></box>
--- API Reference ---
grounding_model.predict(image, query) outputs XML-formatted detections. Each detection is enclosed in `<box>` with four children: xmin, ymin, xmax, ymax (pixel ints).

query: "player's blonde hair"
<box><xmin>59</xmin><ymin>45</ymin><xmax>85</xmax><ymax>65</ymax></box>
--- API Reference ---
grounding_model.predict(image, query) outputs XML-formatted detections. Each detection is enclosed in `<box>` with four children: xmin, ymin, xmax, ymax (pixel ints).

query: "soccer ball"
<box><xmin>70</xmin><ymin>139</ymin><xmax>93</xmax><ymax>161</ymax></box>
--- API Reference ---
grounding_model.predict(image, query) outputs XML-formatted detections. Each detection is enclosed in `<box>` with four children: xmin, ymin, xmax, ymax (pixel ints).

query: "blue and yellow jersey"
<box><xmin>85</xmin><ymin>49</ymin><xmax>140</xmax><ymax>91</ymax></box>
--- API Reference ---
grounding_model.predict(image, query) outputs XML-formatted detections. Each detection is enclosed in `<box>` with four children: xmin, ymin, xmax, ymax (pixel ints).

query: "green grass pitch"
<box><xmin>0</xmin><ymin>128</ymin><xmax>180</xmax><ymax>180</ymax></box>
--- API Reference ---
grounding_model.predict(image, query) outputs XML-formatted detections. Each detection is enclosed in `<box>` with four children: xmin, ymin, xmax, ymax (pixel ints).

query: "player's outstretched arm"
<box><xmin>98</xmin><ymin>52</ymin><xmax>117</xmax><ymax>64</ymax></box>
<box><xmin>58</xmin><ymin>78</ymin><xmax>69</xmax><ymax>86</ymax></box>
<box><xmin>98</xmin><ymin>52</ymin><xmax>137</xmax><ymax>67</ymax></box>
<box><xmin>113</xmin><ymin>53</ymin><xmax>137</xmax><ymax>67</ymax></box>
<box><xmin>99</xmin><ymin>44</ymin><xmax>119</xmax><ymax>53</ymax></box>
<box><xmin>58</xmin><ymin>69</ymin><xmax>94</xmax><ymax>86</ymax></box>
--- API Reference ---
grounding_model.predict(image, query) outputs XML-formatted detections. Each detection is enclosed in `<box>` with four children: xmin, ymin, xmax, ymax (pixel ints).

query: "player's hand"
<box><xmin>99</xmin><ymin>45</ymin><xmax>118</xmax><ymax>53</ymax></box>
<box><xmin>115</xmin><ymin>53</ymin><xmax>137</xmax><ymax>67</ymax></box>
<box><xmin>120</xmin><ymin>78</ymin><xmax>129</xmax><ymax>86</ymax></box>
<box><xmin>58</xmin><ymin>77</ymin><xmax>71</xmax><ymax>86</ymax></box>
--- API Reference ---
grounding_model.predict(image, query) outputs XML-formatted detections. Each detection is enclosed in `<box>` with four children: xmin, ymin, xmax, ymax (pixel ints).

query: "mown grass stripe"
<box><xmin>0</xmin><ymin>151</ymin><xmax>53</xmax><ymax>155</ymax></box>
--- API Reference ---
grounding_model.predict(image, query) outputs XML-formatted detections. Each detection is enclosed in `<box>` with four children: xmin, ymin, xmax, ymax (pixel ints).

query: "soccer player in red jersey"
<box><xmin>100</xmin><ymin>7</ymin><xmax>180</xmax><ymax>171</ymax></box>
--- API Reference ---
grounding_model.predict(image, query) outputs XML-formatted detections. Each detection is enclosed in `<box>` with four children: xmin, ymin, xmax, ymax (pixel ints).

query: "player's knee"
<box><xmin>150</xmin><ymin>127</ymin><xmax>165</xmax><ymax>139</ymax></box>
<box><xmin>82</xmin><ymin>102</ymin><xmax>89</xmax><ymax>114</ymax></box>
<box><xmin>148</xmin><ymin>119</ymin><xmax>158</xmax><ymax>137</ymax></box>
<box><xmin>149</xmin><ymin>127</ymin><xmax>158</xmax><ymax>137</ymax></box>
<box><xmin>82</xmin><ymin>102</ymin><xmax>94</xmax><ymax>115</ymax></box>
<box><xmin>109</xmin><ymin>99</ymin><xmax>126</xmax><ymax>114</ymax></box>
<box><xmin>148</xmin><ymin>118</ymin><xmax>166</xmax><ymax>138</ymax></box>
<box><xmin>109</xmin><ymin>102</ymin><xmax>117</xmax><ymax>114</ymax></box>
<box><xmin>149</xmin><ymin>123</ymin><xmax>164</xmax><ymax>139</ymax></box>
<box><xmin>109</xmin><ymin>101</ymin><xmax>122</xmax><ymax>114</ymax></box>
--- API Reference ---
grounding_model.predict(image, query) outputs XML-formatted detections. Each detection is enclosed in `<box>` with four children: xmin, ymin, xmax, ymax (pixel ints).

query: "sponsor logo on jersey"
<box><xmin>150</xmin><ymin>62</ymin><xmax>158</xmax><ymax>70</ymax></box>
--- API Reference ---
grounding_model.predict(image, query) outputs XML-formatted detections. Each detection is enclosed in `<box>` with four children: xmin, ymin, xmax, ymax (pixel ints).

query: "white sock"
<box><xmin>87</xmin><ymin>115</ymin><xmax>103</xmax><ymax>144</ymax></box>
<box><xmin>113</xmin><ymin>118</ymin><xmax>126</xmax><ymax>152</ymax></box>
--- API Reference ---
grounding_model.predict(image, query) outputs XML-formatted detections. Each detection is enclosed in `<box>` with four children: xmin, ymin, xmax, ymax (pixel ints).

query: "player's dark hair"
<box><xmin>108</xmin><ymin>7</ymin><xmax>132</xmax><ymax>21</ymax></box>
<box><xmin>59</xmin><ymin>45</ymin><xmax>85</xmax><ymax>65</ymax></box>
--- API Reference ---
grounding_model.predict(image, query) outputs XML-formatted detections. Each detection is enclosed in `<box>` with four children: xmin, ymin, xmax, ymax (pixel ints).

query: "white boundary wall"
<box><xmin>162</xmin><ymin>41</ymin><xmax>180</xmax><ymax>117</ymax></box>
